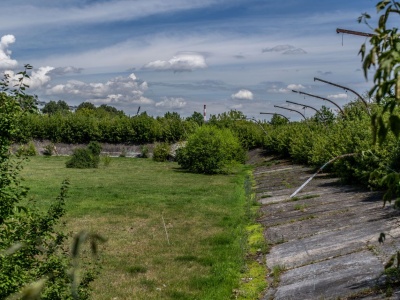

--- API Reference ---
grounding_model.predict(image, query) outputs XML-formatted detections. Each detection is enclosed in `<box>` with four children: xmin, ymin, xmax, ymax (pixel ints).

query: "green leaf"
<box><xmin>389</xmin><ymin>114</ymin><xmax>400</xmax><ymax>138</ymax></box>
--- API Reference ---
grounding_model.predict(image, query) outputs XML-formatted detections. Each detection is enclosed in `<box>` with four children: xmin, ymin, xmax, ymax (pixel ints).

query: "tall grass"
<box><xmin>20</xmin><ymin>156</ymin><xmax>252</xmax><ymax>299</ymax></box>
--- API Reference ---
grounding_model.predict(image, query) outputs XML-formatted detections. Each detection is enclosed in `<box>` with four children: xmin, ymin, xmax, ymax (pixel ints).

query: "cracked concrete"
<box><xmin>251</xmin><ymin>152</ymin><xmax>400</xmax><ymax>299</ymax></box>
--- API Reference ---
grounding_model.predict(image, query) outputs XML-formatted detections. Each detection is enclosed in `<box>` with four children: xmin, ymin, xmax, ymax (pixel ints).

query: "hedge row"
<box><xmin>14</xmin><ymin>111</ymin><xmax>267</xmax><ymax>149</ymax></box>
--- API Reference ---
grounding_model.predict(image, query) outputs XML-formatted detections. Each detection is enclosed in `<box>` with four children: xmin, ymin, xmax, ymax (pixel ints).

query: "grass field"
<box><xmin>19</xmin><ymin>156</ymin><xmax>259</xmax><ymax>300</ymax></box>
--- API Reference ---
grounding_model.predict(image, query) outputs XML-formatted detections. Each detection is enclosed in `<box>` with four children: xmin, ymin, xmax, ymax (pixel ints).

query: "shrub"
<box><xmin>16</xmin><ymin>141</ymin><xmax>37</xmax><ymax>156</ymax></box>
<box><xmin>153</xmin><ymin>142</ymin><xmax>171</xmax><ymax>162</ymax></box>
<box><xmin>0</xmin><ymin>65</ymin><xmax>96</xmax><ymax>299</ymax></box>
<box><xmin>66</xmin><ymin>141</ymin><xmax>102</xmax><ymax>168</ymax></box>
<box><xmin>102</xmin><ymin>154</ymin><xmax>112</xmax><ymax>167</ymax></box>
<box><xmin>176</xmin><ymin>126</ymin><xmax>245</xmax><ymax>174</ymax></box>
<box><xmin>140</xmin><ymin>145</ymin><xmax>149</xmax><ymax>158</ymax></box>
<box><xmin>43</xmin><ymin>143</ymin><xmax>56</xmax><ymax>156</ymax></box>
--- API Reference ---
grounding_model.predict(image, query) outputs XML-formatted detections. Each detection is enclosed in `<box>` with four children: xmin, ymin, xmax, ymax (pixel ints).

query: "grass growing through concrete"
<box><xmin>20</xmin><ymin>156</ymin><xmax>253</xmax><ymax>300</ymax></box>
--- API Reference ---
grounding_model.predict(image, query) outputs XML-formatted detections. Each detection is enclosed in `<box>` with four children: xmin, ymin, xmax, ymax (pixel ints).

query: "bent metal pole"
<box><xmin>286</xmin><ymin>100</ymin><xmax>319</xmax><ymax>114</ymax></box>
<box><xmin>292</xmin><ymin>89</ymin><xmax>345</xmax><ymax>116</ymax></box>
<box><xmin>274</xmin><ymin>105</ymin><xmax>306</xmax><ymax>120</ymax></box>
<box><xmin>313</xmin><ymin>77</ymin><xmax>369</xmax><ymax>111</ymax></box>
<box><xmin>260</xmin><ymin>112</ymin><xmax>290</xmax><ymax>122</ymax></box>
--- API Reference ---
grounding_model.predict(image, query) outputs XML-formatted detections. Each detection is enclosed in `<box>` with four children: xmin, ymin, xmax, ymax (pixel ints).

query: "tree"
<box><xmin>186</xmin><ymin>111</ymin><xmax>204</xmax><ymax>126</ymax></box>
<box><xmin>42</xmin><ymin>100</ymin><xmax>70</xmax><ymax>114</ymax></box>
<box><xmin>176</xmin><ymin>126</ymin><xmax>245</xmax><ymax>174</ymax></box>
<box><xmin>313</xmin><ymin>105</ymin><xmax>335</xmax><ymax>124</ymax></box>
<box><xmin>359</xmin><ymin>0</ymin><xmax>400</xmax><ymax>143</ymax></box>
<box><xmin>76</xmin><ymin>101</ymin><xmax>96</xmax><ymax>112</ymax></box>
<box><xmin>0</xmin><ymin>65</ymin><xmax>97</xmax><ymax>299</ymax></box>
<box><xmin>97</xmin><ymin>104</ymin><xmax>125</xmax><ymax>117</ymax></box>
<box><xmin>269</xmin><ymin>114</ymin><xmax>289</xmax><ymax>126</ymax></box>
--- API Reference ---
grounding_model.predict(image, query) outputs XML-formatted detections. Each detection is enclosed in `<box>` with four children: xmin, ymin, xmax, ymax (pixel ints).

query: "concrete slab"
<box><xmin>254</xmin><ymin>157</ymin><xmax>400</xmax><ymax>299</ymax></box>
<box><xmin>269</xmin><ymin>251</ymin><xmax>383</xmax><ymax>300</ymax></box>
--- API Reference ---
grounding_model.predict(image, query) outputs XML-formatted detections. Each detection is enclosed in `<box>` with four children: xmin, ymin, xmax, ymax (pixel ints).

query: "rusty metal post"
<box><xmin>260</xmin><ymin>112</ymin><xmax>290</xmax><ymax>122</ymax></box>
<box><xmin>313</xmin><ymin>77</ymin><xmax>369</xmax><ymax>112</ymax></box>
<box><xmin>292</xmin><ymin>90</ymin><xmax>345</xmax><ymax>116</ymax></box>
<box><xmin>274</xmin><ymin>105</ymin><xmax>306</xmax><ymax>120</ymax></box>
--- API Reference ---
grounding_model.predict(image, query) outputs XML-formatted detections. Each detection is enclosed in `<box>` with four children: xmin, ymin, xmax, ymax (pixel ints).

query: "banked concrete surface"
<box><xmin>252</xmin><ymin>156</ymin><xmax>400</xmax><ymax>300</ymax></box>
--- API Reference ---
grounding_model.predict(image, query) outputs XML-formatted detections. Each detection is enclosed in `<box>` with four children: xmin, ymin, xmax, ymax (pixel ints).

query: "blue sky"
<box><xmin>0</xmin><ymin>0</ymin><xmax>379</xmax><ymax>120</ymax></box>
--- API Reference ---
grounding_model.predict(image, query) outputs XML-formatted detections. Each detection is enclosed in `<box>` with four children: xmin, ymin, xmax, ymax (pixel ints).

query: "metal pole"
<box><xmin>260</xmin><ymin>112</ymin><xmax>290</xmax><ymax>122</ymax></box>
<box><xmin>336</xmin><ymin>28</ymin><xmax>375</xmax><ymax>38</ymax></box>
<box><xmin>274</xmin><ymin>105</ymin><xmax>306</xmax><ymax>120</ymax></box>
<box><xmin>292</xmin><ymin>90</ymin><xmax>345</xmax><ymax>116</ymax></box>
<box><xmin>313</xmin><ymin>77</ymin><xmax>369</xmax><ymax>111</ymax></box>
<box><xmin>245</xmin><ymin>117</ymin><xmax>268</xmax><ymax>136</ymax></box>
<box><xmin>286</xmin><ymin>100</ymin><xmax>319</xmax><ymax>113</ymax></box>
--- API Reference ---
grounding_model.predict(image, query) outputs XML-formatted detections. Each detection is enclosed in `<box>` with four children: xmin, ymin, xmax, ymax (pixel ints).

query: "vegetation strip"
<box><xmin>20</xmin><ymin>156</ymin><xmax>264</xmax><ymax>299</ymax></box>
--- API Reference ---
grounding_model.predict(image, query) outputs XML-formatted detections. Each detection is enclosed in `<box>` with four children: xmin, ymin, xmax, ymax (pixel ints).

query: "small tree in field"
<box><xmin>176</xmin><ymin>126</ymin><xmax>245</xmax><ymax>174</ymax></box>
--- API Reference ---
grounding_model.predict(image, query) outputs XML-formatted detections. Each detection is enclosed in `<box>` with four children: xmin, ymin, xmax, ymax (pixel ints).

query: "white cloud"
<box><xmin>4</xmin><ymin>66</ymin><xmax>54</xmax><ymax>89</ymax></box>
<box><xmin>327</xmin><ymin>93</ymin><xmax>348</xmax><ymax>99</ymax></box>
<box><xmin>262</xmin><ymin>45</ymin><xmax>295</xmax><ymax>53</ymax></box>
<box><xmin>155</xmin><ymin>97</ymin><xmax>187</xmax><ymax>108</ymax></box>
<box><xmin>268</xmin><ymin>84</ymin><xmax>305</xmax><ymax>93</ymax></box>
<box><xmin>283</xmin><ymin>48</ymin><xmax>307</xmax><ymax>55</ymax></box>
<box><xmin>47</xmin><ymin>72</ymin><xmax>153</xmax><ymax>105</ymax></box>
<box><xmin>0</xmin><ymin>34</ymin><xmax>18</xmax><ymax>69</ymax></box>
<box><xmin>287</xmin><ymin>84</ymin><xmax>305</xmax><ymax>90</ymax></box>
<box><xmin>262</xmin><ymin>44</ymin><xmax>307</xmax><ymax>55</ymax></box>
<box><xmin>48</xmin><ymin>66</ymin><xmax>83</xmax><ymax>76</ymax></box>
<box><xmin>143</xmin><ymin>52</ymin><xmax>207</xmax><ymax>72</ymax></box>
<box><xmin>231</xmin><ymin>89</ymin><xmax>253</xmax><ymax>100</ymax></box>
<box><xmin>1</xmin><ymin>0</ymin><xmax>224</xmax><ymax>30</ymax></box>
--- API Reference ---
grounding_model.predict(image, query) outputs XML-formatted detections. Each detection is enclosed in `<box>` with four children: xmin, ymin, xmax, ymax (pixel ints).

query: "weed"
<box><xmin>102</xmin><ymin>154</ymin><xmax>112</xmax><ymax>167</ymax></box>
<box><xmin>126</xmin><ymin>265</ymin><xmax>147</xmax><ymax>275</ymax></box>
<box><xmin>298</xmin><ymin>215</ymin><xmax>316</xmax><ymax>221</ymax></box>
<box><xmin>282</xmin><ymin>180</ymin><xmax>292</xmax><ymax>188</ymax></box>
<box><xmin>294</xmin><ymin>203</ymin><xmax>308</xmax><ymax>212</ymax></box>
<box><xmin>174</xmin><ymin>255</ymin><xmax>198</xmax><ymax>262</ymax></box>
<box><xmin>301</xmin><ymin>194</ymin><xmax>320</xmax><ymax>200</ymax></box>
<box><xmin>119</xmin><ymin>148</ymin><xmax>127</xmax><ymax>157</ymax></box>
<box><xmin>260</xmin><ymin>194</ymin><xmax>272</xmax><ymax>199</ymax></box>
<box><xmin>140</xmin><ymin>145</ymin><xmax>149</xmax><ymax>158</ymax></box>
<box><xmin>271</xmin><ymin>265</ymin><xmax>285</xmax><ymax>287</ymax></box>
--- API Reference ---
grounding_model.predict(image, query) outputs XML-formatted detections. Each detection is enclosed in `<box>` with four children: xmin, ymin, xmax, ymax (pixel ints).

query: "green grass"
<box><xmin>20</xmin><ymin>156</ymin><xmax>253</xmax><ymax>300</ymax></box>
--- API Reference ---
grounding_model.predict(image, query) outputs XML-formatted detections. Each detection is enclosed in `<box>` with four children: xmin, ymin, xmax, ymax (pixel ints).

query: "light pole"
<box><xmin>313</xmin><ymin>77</ymin><xmax>369</xmax><ymax>112</ymax></box>
<box><xmin>292</xmin><ymin>89</ymin><xmax>345</xmax><ymax>116</ymax></box>
<box><xmin>274</xmin><ymin>105</ymin><xmax>306</xmax><ymax>120</ymax></box>
<box><xmin>286</xmin><ymin>100</ymin><xmax>319</xmax><ymax>114</ymax></box>
<box><xmin>260</xmin><ymin>112</ymin><xmax>290</xmax><ymax>122</ymax></box>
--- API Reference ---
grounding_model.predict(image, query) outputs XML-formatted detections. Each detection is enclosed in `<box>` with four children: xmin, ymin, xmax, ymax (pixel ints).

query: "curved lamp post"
<box><xmin>292</xmin><ymin>89</ymin><xmax>345</xmax><ymax>116</ymax></box>
<box><xmin>260</xmin><ymin>112</ymin><xmax>290</xmax><ymax>122</ymax></box>
<box><xmin>274</xmin><ymin>105</ymin><xmax>306</xmax><ymax>120</ymax></box>
<box><xmin>313</xmin><ymin>77</ymin><xmax>369</xmax><ymax>112</ymax></box>
<box><xmin>285</xmin><ymin>100</ymin><xmax>319</xmax><ymax>114</ymax></box>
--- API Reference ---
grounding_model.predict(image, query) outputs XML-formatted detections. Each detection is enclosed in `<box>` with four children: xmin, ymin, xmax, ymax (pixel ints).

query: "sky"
<box><xmin>0</xmin><ymin>0</ymin><xmax>380</xmax><ymax>121</ymax></box>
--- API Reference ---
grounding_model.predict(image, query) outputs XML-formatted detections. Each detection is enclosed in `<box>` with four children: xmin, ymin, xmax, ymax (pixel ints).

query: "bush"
<box><xmin>0</xmin><ymin>66</ymin><xmax>96</xmax><ymax>299</ymax></box>
<box><xmin>66</xmin><ymin>141</ymin><xmax>102</xmax><ymax>168</ymax></box>
<box><xmin>176</xmin><ymin>126</ymin><xmax>245</xmax><ymax>174</ymax></box>
<box><xmin>140</xmin><ymin>145</ymin><xmax>149</xmax><ymax>158</ymax></box>
<box><xmin>43</xmin><ymin>143</ymin><xmax>56</xmax><ymax>156</ymax></box>
<box><xmin>153</xmin><ymin>143</ymin><xmax>171</xmax><ymax>162</ymax></box>
<box><xmin>16</xmin><ymin>141</ymin><xmax>37</xmax><ymax>156</ymax></box>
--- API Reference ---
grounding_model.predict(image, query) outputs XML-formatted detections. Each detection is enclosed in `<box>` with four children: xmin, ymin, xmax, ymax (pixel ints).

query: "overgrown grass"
<box><xmin>20</xmin><ymin>156</ymin><xmax>253</xmax><ymax>299</ymax></box>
